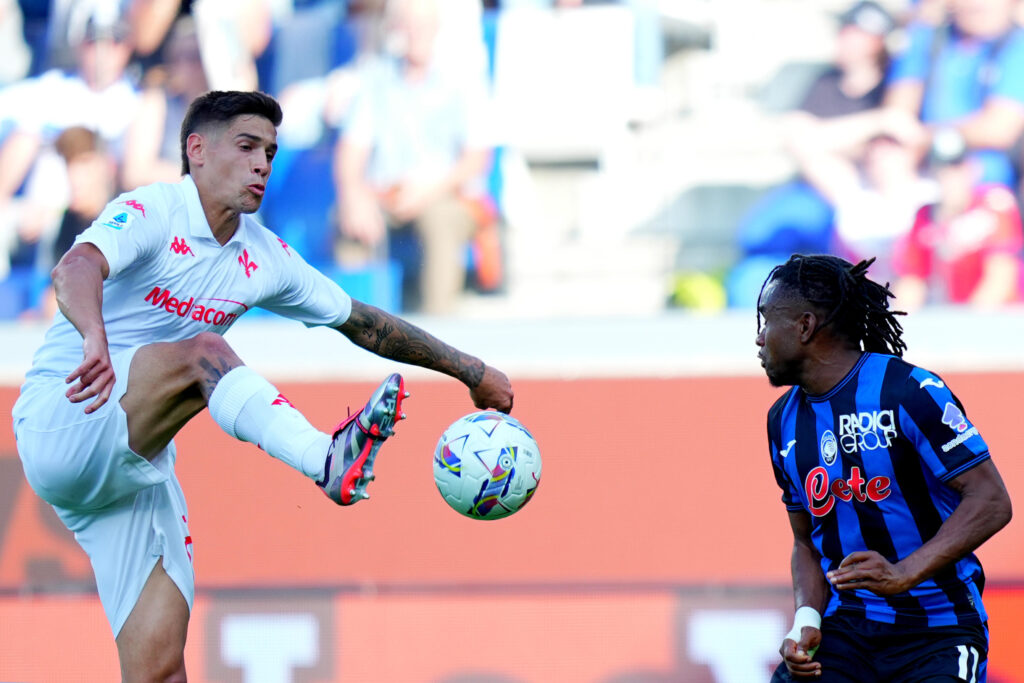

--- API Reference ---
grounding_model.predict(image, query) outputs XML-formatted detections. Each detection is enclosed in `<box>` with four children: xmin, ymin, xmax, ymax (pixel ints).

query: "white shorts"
<box><xmin>12</xmin><ymin>345</ymin><xmax>195</xmax><ymax>637</ymax></box>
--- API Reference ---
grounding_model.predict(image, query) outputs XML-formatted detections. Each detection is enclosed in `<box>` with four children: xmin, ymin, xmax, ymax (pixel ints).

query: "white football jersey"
<box><xmin>21</xmin><ymin>175</ymin><xmax>352</xmax><ymax>383</ymax></box>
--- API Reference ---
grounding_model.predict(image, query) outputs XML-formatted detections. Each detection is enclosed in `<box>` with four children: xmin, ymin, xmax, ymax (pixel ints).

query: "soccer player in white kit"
<box><xmin>10</xmin><ymin>91</ymin><xmax>514</xmax><ymax>682</ymax></box>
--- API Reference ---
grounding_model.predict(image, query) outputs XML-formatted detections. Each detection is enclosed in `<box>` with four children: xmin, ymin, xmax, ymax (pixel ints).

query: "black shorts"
<box><xmin>770</xmin><ymin>613</ymin><xmax>988</xmax><ymax>683</ymax></box>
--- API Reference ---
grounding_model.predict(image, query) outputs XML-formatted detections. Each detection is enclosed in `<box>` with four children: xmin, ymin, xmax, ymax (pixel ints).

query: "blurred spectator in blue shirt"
<box><xmin>334</xmin><ymin>0</ymin><xmax>496</xmax><ymax>314</ymax></box>
<box><xmin>885</xmin><ymin>0</ymin><xmax>1024</xmax><ymax>188</ymax></box>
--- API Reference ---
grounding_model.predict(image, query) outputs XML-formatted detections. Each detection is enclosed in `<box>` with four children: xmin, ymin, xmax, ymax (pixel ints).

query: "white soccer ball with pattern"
<box><xmin>432</xmin><ymin>411</ymin><xmax>542</xmax><ymax>520</ymax></box>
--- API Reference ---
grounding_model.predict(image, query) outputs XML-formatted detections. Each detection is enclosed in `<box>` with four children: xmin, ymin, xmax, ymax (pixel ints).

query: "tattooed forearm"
<box><xmin>338</xmin><ymin>301</ymin><xmax>485</xmax><ymax>387</ymax></box>
<box><xmin>364</xmin><ymin>322</ymin><xmax>395</xmax><ymax>353</ymax></box>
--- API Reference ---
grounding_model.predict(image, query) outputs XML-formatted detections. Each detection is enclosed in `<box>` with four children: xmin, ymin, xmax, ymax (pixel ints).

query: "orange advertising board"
<box><xmin>1</xmin><ymin>373</ymin><xmax>1021</xmax><ymax>680</ymax></box>
<box><xmin>2</xmin><ymin>374</ymin><xmax>1020</xmax><ymax>589</ymax></box>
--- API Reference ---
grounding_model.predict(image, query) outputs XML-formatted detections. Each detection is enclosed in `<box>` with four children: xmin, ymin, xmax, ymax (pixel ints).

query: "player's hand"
<box><xmin>66</xmin><ymin>332</ymin><xmax>115</xmax><ymax>414</ymax></box>
<box><xmin>827</xmin><ymin>550</ymin><xmax>914</xmax><ymax>595</ymax></box>
<box><xmin>469</xmin><ymin>364</ymin><xmax>513</xmax><ymax>413</ymax></box>
<box><xmin>780</xmin><ymin>627</ymin><xmax>822</xmax><ymax>679</ymax></box>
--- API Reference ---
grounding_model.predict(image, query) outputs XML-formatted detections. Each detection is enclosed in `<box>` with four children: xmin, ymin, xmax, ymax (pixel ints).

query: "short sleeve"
<box><xmin>76</xmin><ymin>192</ymin><xmax>164</xmax><ymax>279</ymax></box>
<box><xmin>772</xmin><ymin>454</ymin><xmax>803</xmax><ymax>511</ymax></box>
<box><xmin>258</xmin><ymin>245</ymin><xmax>352</xmax><ymax>328</ymax></box>
<box><xmin>767</xmin><ymin>406</ymin><xmax>803</xmax><ymax>511</ymax></box>
<box><xmin>887</xmin><ymin>22</ymin><xmax>935</xmax><ymax>86</ymax></box>
<box><xmin>988</xmin><ymin>30</ymin><xmax>1024</xmax><ymax>105</ymax></box>
<box><xmin>900</xmin><ymin>370</ymin><xmax>991</xmax><ymax>482</ymax></box>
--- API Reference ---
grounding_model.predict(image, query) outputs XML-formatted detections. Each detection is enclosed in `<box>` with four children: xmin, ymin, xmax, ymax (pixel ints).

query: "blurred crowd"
<box><xmin>1</xmin><ymin>0</ymin><xmax>1022</xmax><ymax>322</ymax></box>
<box><xmin>0</xmin><ymin>0</ymin><xmax>553</xmax><ymax>318</ymax></box>
<box><xmin>726</xmin><ymin>0</ymin><xmax>1024</xmax><ymax>310</ymax></box>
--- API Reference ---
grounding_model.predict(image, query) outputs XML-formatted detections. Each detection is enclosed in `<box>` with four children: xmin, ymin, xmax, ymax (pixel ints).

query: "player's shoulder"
<box><xmin>871</xmin><ymin>353</ymin><xmax>954</xmax><ymax>404</ymax></box>
<box><xmin>106</xmin><ymin>181</ymin><xmax>183</xmax><ymax>222</ymax></box>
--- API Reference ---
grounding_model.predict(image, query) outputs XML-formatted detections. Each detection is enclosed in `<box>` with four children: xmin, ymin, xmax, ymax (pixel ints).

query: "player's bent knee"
<box><xmin>187</xmin><ymin>330</ymin><xmax>233</xmax><ymax>357</ymax></box>
<box><xmin>181</xmin><ymin>332</ymin><xmax>241</xmax><ymax>377</ymax></box>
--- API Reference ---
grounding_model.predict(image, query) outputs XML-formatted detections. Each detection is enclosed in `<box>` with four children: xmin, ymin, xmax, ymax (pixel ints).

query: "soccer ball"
<box><xmin>433</xmin><ymin>411</ymin><xmax>542</xmax><ymax>520</ymax></box>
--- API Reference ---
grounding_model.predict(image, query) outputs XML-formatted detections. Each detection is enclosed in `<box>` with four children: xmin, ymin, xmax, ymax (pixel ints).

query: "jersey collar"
<box><xmin>179</xmin><ymin>174</ymin><xmax>254</xmax><ymax>247</ymax></box>
<box><xmin>805</xmin><ymin>352</ymin><xmax>871</xmax><ymax>402</ymax></box>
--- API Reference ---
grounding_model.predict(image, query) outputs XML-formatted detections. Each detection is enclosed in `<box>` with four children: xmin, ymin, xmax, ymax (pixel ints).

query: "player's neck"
<box><xmin>800</xmin><ymin>348</ymin><xmax>864</xmax><ymax>396</ymax></box>
<box><xmin>203</xmin><ymin>204</ymin><xmax>241</xmax><ymax>245</ymax></box>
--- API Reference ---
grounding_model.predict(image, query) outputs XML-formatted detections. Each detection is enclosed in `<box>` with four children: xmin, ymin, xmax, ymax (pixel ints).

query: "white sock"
<box><xmin>208</xmin><ymin>366</ymin><xmax>331</xmax><ymax>480</ymax></box>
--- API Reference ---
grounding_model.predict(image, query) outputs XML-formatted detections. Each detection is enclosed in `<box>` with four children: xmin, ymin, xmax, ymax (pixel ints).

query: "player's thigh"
<box><xmin>121</xmin><ymin>333</ymin><xmax>241</xmax><ymax>458</ymax></box>
<box><xmin>116</xmin><ymin>561</ymin><xmax>190</xmax><ymax>683</ymax></box>
<box><xmin>15</xmin><ymin>346</ymin><xmax>168</xmax><ymax>510</ymax></box>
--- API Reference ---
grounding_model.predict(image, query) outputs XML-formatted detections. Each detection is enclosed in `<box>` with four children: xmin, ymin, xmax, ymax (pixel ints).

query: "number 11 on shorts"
<box><xmin>957</xmin><ymin>644</ymin><xmax>980</xmax><ymax>683</ymax></box>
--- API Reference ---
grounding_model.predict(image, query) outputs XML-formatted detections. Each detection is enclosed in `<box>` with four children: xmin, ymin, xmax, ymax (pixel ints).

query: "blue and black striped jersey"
<box><xmin>767</xmin><ymin>352</ymin><xmax>992</xmax><ymax>627</ymax></box>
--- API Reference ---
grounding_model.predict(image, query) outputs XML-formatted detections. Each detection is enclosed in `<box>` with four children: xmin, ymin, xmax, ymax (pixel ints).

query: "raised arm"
<box><xmin>335</xmin><ymin>299</ymin><xmax>513</xmax><ymax>413</ymax></box>
<box><xmin>52</xmin><ymin>242</ymin><xmax>116</xmax><ymax>414</ymax></box>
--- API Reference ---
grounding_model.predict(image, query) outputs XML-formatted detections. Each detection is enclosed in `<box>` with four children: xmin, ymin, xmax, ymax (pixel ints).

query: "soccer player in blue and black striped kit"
<box><xmin>758</xmin><ymin>255</ymin><xmax>1012</xmax><ymax>682</ymax></box>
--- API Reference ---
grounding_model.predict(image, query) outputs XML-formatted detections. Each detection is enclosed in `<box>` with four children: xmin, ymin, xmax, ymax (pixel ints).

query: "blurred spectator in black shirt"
<box><xmin>726</xmin><ymin>1</ymin><xmax>897</xmax><ymax>307</ymax></box>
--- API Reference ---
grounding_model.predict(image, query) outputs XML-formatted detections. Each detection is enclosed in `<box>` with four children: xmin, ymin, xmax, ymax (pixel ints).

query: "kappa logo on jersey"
<box><xmin>941</xmin><ymin>403</ymin><xmax>968</xmax><ymax>433</ymax></box>
<box><xmin>239</xmin><ymin>249</ymin><xmax>258</xmax><ymax>278</ymax></box>
<box><xmin>804</xmin><ymin>465</ymin><xmax>892</xmax><ymax>517</ymax></box>
<box><xmin>277</xmin><ymin>237</ymin><xmax>292</xmax><ymax>256</ymax></box>
<box><xmin>119</xmin><ymin>199</ymin><xmax>147</xmax><ymax>217</ymax></box>
<box><xmin>820</xmin><ymin>430</ymin><xmax>838</xmax><ymax>465</ymax></box>
<box><xmin>271</xmin><ymin>393</ymin><xmax>294</xmax><ymax>408</ymax></box>
<box><xmin>920</xmin><ymin>377</ymin><xmax>945</xmax><ymax>390</ymax></box>
<box><xmin>102</xmin><ymin>211</ymin><xmax>134</xmax><ymax>230</ymax></box>
<box><xmin>779</xmin><ymin>439</ymin><xmax>797</xmax><ymax>459</ymax></box>
<box><xmin>144</xmin><ymin>286</ymin><xmax>248</xmax><ymax>326</ymax></box>
<box><xmin>169</xmin><ymin>236</ymin><xmax>195</xmax><ymax>256</ymax></box>
<box><xmin>838</xmin><ymin>409</ymin><xmax>896</xmax><ymax>454</ymax></box>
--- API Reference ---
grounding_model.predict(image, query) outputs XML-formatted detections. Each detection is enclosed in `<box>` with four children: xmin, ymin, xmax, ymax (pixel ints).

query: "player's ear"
<box><xmin>798</xmin><ymin>311</ymin><xmax>818</xmax><ymax>343</ymax></box>
<box><xmin>186</xmin><ymin>132</ymin><xmax>205</xmax><ymax>169</ymax></box>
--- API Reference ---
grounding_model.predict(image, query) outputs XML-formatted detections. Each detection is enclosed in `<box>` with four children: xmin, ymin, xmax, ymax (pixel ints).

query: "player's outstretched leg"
<box><xmin>316</xmin><ymin>373</ymin><xmax>408</xmax><ymax>505</ymax></box>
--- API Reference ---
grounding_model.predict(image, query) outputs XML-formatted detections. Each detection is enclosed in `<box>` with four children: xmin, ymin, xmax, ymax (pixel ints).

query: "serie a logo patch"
<box><xmin>102</xmin><ymin>211</ymin><xmax>135</xmax><ymax>230</ymax></box>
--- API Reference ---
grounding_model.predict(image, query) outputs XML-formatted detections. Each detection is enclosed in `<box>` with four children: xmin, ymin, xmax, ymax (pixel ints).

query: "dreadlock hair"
<box><xmin>758</xmin><ymin>254</ymin><xmax>908</xmax><ymax>357</ymax></box>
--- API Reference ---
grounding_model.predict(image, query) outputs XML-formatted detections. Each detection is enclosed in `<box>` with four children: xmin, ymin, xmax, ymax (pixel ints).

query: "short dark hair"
<box><xmin>180</xmin><ymin>91</ymin><xmax>283</xmax><ymax>174</ymax></box>
<box><xmin>759</xmin><ymin>254</ymin><xmax>907</xmax><ymax>356</ymax></box>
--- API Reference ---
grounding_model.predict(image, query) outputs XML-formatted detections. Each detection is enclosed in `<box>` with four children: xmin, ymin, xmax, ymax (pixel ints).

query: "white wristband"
<box><xmin>784</xmin><ymin>606</ymin><xmax>822</xmax><ymax>643</ymax></box>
